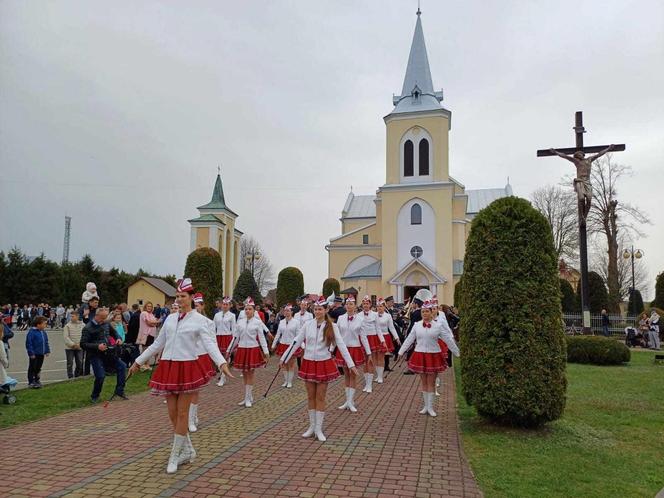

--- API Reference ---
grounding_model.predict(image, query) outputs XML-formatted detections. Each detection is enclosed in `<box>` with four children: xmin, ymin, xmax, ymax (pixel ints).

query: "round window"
<box><xmin>410</xmin><ymin>246</ymin><xmax>423</xmax><ymax>259</ymax></box>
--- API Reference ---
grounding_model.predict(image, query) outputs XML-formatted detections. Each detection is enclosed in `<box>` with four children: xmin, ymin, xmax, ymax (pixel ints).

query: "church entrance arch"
<box><xmin>404</xmin><ymin>285</ymin><xmax>429</xmax><ymax>302</ymax></box>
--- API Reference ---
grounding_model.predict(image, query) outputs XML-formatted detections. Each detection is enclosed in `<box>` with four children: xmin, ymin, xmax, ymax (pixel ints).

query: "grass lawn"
<box><xmin>0</xmin><ymin>370</ymin><xmax>153</xmax><ymax>429</ymax></box>
<box><xmin>456</xmin><ymin>350</ymin><xmax>664</xmax><ymax>498</ymax></box>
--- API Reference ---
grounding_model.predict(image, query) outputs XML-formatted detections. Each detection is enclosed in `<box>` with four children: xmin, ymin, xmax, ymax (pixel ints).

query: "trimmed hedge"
<box><xmin>233</xmin><ymin>269</ymin><xmax>262</xmax><ymax>305</ymax></box>
<box><xmin>566</xmin><ymin>336</ymin><xmax>630</xmax><ymax>365</ymax></box>
<box><xmin>322</xmin><ymin>277</ymin><xmax>341</xmax><ymax>298</ymax></box>
<box><xmin>560</xmin><ymin>278</ymin><xmax>577</xmax><ymax>313</ymax></box>
<box><xmin>184</xmin><ymin>248</ymin><xmax>223</xmax><ymax>317</ymax></box>
<box><xmin>276</xmin><ymin>267</ymin><xmax>304</xmax><ymax>307</ymax></box>
<box><xmin>627</xmin><ymin>289</ymin><xmax>644</xmax><ymax>315</ymax></box>
<box><xmin>575</xmin><ymin>271</ymin><xmax>607</xmax><ymax>313</ymax></box>
<box><xmin>654</xmin><ymin>272</ymin><xmax>664</xmax><ymax>309</ymax></box>
<box><xmin>460</xmin><ymin>197</ymin><xmax>567</xmax><ymax>427</ymax></box>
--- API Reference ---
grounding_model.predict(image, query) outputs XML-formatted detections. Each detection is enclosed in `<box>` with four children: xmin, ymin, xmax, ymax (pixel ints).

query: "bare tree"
<box><xmin>239</xmin><ymin>235</ymin><xmax>275</xmax><ymax>295</ymax></box>
<box><xmin>591</xmin><ymin>237</ymin><xmax>648</xmax><ymax>302</ymax></box>
<box><xmin>531</xmin><ymin>185</ymin><xmax>579</xmax><ymax>262</ymax></box>
<box><xmin>583</xmin><ymin>155</ymin><xmax>650</xmax><ymax>311</ymax></box>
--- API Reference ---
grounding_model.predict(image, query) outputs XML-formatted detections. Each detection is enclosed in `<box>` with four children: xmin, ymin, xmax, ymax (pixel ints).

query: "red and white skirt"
<box><xmin>367</xmin><ymin>334</ymin><xmax>386</xmax><ymax>353</ymax></box>
<box><xmin>437</xmin><ymin>339</ymin><xmax>449</xmax><ymax>359</ymax></box>
<box><xmin>233</xmin><ymin>346</ymin><xmax>266</xmax><ymax>371</ymax></box>
<box><xmin>216</xmin><ymin>334</ymin><xmax>233</xmax><ymax>355</ymax></box>
<box><xmin>382</xmin><ymin>334</ymin><xmax>396</xmax><ymax>353</ymax></box>
<box><xmin>408</xmin><ymin>351</ymin><xmax>447</xmax><ymax>374</ymax></box>
<box><xmin>275</xmin><ymin>342</ymin><xmax>303</xmax><ymax>358</ymax></box>
<box><xmin>298</xmin><ymin>358</ymin><xmax>340</xmax><ymax>383</ymax></box>
<box><xmin>148</xmin><ymin>355</ymin><xmax>216</xmax><ymax>396</ymax></box>
<box><xmin>335</xmin><ymin>346</ymin><xmax>367</xmax><ymax>367</ymax></box>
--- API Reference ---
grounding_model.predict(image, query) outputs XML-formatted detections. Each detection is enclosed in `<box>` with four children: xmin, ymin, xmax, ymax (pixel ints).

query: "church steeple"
<box><xmin>390</xmin><ymin>9</ymin><xmax>444</xmax><ymax>115</ymax></box>
<box><xmin>197</xmin><ymin>172</ymin><xmax>230</xmax><ymax>212</ymax></box>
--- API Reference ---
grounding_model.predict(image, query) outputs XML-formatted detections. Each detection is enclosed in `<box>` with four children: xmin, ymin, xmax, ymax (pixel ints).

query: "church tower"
<box><xmin>188</xmin><ymin>172</ymin><xmax>243</xmax><ymax>296</ymax></box>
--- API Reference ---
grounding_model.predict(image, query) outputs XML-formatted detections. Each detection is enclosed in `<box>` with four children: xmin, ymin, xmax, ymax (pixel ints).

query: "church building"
<box><xmin>188</xmin><ymin>172</ymin><xmax>243</xmax><ymax>296</ymax></box>
<box><xmin>326</xmin><ymin>10</ymin><xmax>512</xmax><ymax>305</ymax></box>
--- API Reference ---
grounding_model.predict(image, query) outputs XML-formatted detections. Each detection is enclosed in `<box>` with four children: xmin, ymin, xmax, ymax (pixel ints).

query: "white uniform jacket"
<box><xmin>273</xmin><ymin>317</ymin><xmax>300</xmax><ymax>347</ymax></box>
<box><xmin>294</xmin><ymin>310</ymin><xmax>313</xmax><ymax>329</ymax></box>
<box><xmin>214</xmin><ymin>310</ymin><xmax>236</xmax><ymax>337</ymax></box>
<box><xmin>398</xmin><ymin>320</ymin><xmax>460</xmax><ymax>357</ymax></box>
<box><xmin>282</xmin><ymin>319</ymin><xmax>355</xmax><ymax>368</ymax></box>
<box><xmin>376</xmin><ymin>312</ymin><xmax>399</xmax><ymax>341</ymax></box>
<box><xmin>360</xmin><ymin>310</ymin><xmax>385</xmax><ymax>343</ymax></box>
<box><xmin>136</xmin><ymin>311</ymin><xmax>225</xmax><ymax>367</ymax></box>
<box><xmin>336</xmin><ymin>313</ymin><xmax>371</xmax><ymax>355</ymax></box>
<box><xmin>231</xmin><ymin>316</ymin><xmax>269</xmax><ymax>355</ymax></box>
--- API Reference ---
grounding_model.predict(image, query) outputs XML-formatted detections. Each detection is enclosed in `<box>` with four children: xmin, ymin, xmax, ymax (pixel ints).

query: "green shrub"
<box><xmin>653</xmin><ymin>272</ymin><xmax>664</xmax><ymax>309</ymax></box>
<box><xmin>460</xmin><ymin>197</ymin><xmax>567</xmax><ymax>427</ymax></box>
<box><xmin>454</xmin><ymin>277</ymin><xmax>463</xmax><ymax>309</ymax></box>
<box><xmin>322</xmin><ymin>277</ymin><xmax>340</xmax><ymax>298</ymax></box>
<box><xmin>627</xmin><ymin>289</ymin><xmax>644</xmax><ymax>315</ymax></box>
<box><xmin>565</xmin><ymin>336</ymin><xmax>630</xmax><ymax>365</ymax></box>
<box><xmin>233</xmin><ymin>269</ymin><xmax>262</xmax><ymax>305</ymax></box>
<box><xmin>575</xmin><ymin>271</ymin><xmax>608</xmax><ymax>313</ymax></box>
<box><xmin>276</xmin><ymin>267</ymin><xmax>304</xmax><ymax>307</ymax></box>
<box><xmin>560</xmin><ymin>278</ymin><xmax>577</xmax><ymax>313</ymax></box>
<box><xmin>184</xmin><ymin>248</ymin><xmax>224</xmax><ymax>317</ymax></box>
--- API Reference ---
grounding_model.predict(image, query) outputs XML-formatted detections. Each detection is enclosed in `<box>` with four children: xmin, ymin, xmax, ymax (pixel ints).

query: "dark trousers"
<box><xmin>83</xmin><ymin>350</ymin><xmax>91</xmax><ymax>375</ymax></box>
<box><xmin>27</xmin><ymin>355</ymin><xmax>45</xmax><ymax>384</ymax></box>
<box><xmin>65</xmin><ymin>349</ymin><xmax>84</xmax><ymax>378</ymax></box>
<box><xmin>90</xmin><ymin>355</ymin><xmax>126</xmax><ymax>400</ymax></box>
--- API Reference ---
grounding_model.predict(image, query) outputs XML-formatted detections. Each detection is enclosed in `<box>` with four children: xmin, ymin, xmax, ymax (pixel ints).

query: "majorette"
<box><xmin>271</xmin><ymin>304</ymin><xmax>302</xmax><ymax>388</ymax></box>
<box><xmin>187</xmin><ymin>293</ymin><xmax>216</xmax><ymax>433</ymax></box>
<box><xmin>227</xmin><ymin>297</ymin><xmax>269</xmax><ymax>408</ymax></box>
<box><xmin>359</xmin><ymin>295</ymin><xmax>385</xmax><ymax>393</ymax></box>
<box><xmin>397</xmin><ymin>299</ymin><xmax>459</xmax><ymax>417</ymax></box>
<box><xmin>374</xmin><ymin>297</ymin><xmax>401</xmax><ymax>383</ymax></box>
<box><xmin>213</xmin><ymin>296</ymin><xmax>236</xmax><ymax>386</ymax></box>
<box><xmin>129</xmin><ymin>278</ymin><xmax>233</xmax><ymax>474</ymax></box>
<box><xmin>280</xmin><ymin>295</ymin><xmax>358</xmax><ymax>442</ymax></box>
<box><xmin>335</xmin><ymin>295</ymin><xmax>372</xmax><ymax>412</ymax></box>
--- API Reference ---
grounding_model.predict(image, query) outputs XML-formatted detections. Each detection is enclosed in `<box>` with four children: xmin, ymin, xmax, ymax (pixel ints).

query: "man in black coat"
<box><xmin>403</xmin><ymin>299</ymin><xmax>422</xmax><ymax>375</ymax></box>
<box><xmin>327</xmin><ymin>297</ymin><xmax>346</xmax><ymax>323</ymax></box>
<box><xmin>80</xmin><ymin>308</ymin><xmax>127</xmax><ymax>403</ymax></box>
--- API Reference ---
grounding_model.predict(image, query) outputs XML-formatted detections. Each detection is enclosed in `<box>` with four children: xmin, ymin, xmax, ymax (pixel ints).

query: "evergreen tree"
<box><xmin>233</xmin><ymin>269</ymin><xmax>262</xmax><ymax>305</ymax></box>
<box><xmin>184</xmin><ymin>248</ymin><xmax>224</xmax><ymax>317</ymax></box>
<box><xmin>653</xmin><ymin>272</ymin><xmax>664</xmax><ymax>309</ymax></box>
<box><xmin>460</xmin><ymin>197</ymin><xmax>567</xmax><ymax>427</ymax></box>
<box><xmin>276</xmin><ymin>267</ymin><xmax>305</xmax><ymax>307</ymax></box>
<box><xmin>576</xmin><ymin>271</ymin><xmax>608</xmax><ymax>313</ymax></box>
<box><xmin>627</xmin><ymin>289</ymin><xmax>644</xmax><ymax>316</ymax></box>
<box><xmin>559</xmin><ymin>279</ymin><xmax>577</xmax><ymax>313</ymax></box>
<box><xmin>322</xmin><ymin>277</ymin><xmax>340</xmax><ymax>298</ymax></box>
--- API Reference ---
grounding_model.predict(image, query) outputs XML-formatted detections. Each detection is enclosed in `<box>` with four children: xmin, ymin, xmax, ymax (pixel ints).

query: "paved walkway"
<box><xmin>3</xmin><ymin>361</ymin><xmax>481</xmax><ymax>498</ymax></box>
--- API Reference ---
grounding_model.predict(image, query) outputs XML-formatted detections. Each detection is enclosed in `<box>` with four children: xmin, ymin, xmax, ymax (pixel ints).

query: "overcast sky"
<box><xmin>1</xmin><ymin>0</ymin><xmax>663</xmax><ymax>298</ymax></box>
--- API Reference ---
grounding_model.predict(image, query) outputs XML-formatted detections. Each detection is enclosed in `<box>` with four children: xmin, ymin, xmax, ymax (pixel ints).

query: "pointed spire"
<box><xmin>390</xmin><ymin>9</ymin><xmax>444</xmax><ymax>115</ymax></box>
<box><xmin>197</xmin><ymin>172</ymin><xmax>230</xmax><ymax>211</ymax></box>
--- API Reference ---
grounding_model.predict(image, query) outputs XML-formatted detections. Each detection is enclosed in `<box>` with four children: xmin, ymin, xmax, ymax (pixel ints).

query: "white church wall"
<box><xmin>397</xmin><ymin>198</ymin><xmax>435</xmax><ymax>270</ymax></box>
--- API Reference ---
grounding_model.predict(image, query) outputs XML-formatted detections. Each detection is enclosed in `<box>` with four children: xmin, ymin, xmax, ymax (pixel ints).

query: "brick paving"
<box><xmin>3</xmin><ymin>360</ymin><xmax>482</xmax><ymax>497</ymax></box>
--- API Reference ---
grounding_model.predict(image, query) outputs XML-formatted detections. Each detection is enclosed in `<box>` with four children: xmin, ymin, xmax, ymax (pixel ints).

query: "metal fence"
<box><xmin>562</xmin><ymin>313</ymin><xmax>640</xmax><ymax>337</ymax></box>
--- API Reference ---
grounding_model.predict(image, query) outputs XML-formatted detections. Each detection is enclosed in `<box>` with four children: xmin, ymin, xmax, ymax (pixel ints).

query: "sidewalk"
<box><xmin>3</xmin><ymin>361</ymin><xmax>481</xmax><ymax>497</ymax></box>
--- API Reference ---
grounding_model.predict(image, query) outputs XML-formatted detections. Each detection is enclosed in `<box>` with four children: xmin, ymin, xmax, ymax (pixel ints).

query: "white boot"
<box><xmin>364</xmin><ymin>373</ymin><xmax>373</xmax><ymax>393</ymax></box>
<box><xmin>302</xmin><ymin>409</ymin><xmax>316</xmax><ymax>438</ymax></box>
<box><xmin>166</xmin><ymin>434</ymin><xmax>186</xmax><ymax>474</ymax></box>
<box><xmin>338</xmin><ymin>387</ymin><xmax>350</xmax><ymax>410</ymax></box>
<box><xmin>435</xmin><ymin>376</ymin><xmax>441</xmax><ymax>396</ymax></box>
<box><xmin>188</xmin><ymin>404</ymin><xmax>198</xmax><ymax>433</ymax></box>
<box><xmin>376</xmin><ymin>367</ymin><xmax>384</xmax><ymax>384</ymax></box>
<box><xmin>245</xmin><ymin>385</ymin><xmax>253</xmax><ymax>408</ymax></box>
<box><xmin>281</xmin><ymin>370</ymin><xmax>288</xmax><ymax>387</ymax></box>
<box><xmin>177</xmin><ymin>433</ymin><xmax>197</xmax><ymax>465</ymax></box>
<box><xmin>315</xmin><ymin>411</ymin><xmax>327</xmax><ymax>442</ymax></box>
<box><xmin>419</xmin><ymin>391</ymin><xmax>428</xmax><ymax>414</ymax></box>
<box><xmin>286</xmin><ymin>370</ymin><xmax>294</xmax><ymax>388</ymax></box>
<box><xmin>216</xmin><ymin>373</ymin><xmax>226</xmax><ymax>387</ymax></box>
<box><xmin>426</xmin><ymin>392</ymin><xmax>437</xmax><ymax>417</ymax></box>
<box><xmin>347</xmin><ymin>387</ymin><xmax>358</xmax><ymax>413</ymax></box>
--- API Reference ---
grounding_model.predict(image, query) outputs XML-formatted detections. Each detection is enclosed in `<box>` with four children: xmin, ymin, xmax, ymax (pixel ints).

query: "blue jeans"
<box><xmin>602</xmin><ymin>325</ymin><xmax>610</xmax><ymax>337</ymax></box>
<box><xmin>90</xmin><ymin>354</ymin><xmax>126</xmax><ymax>400</ymax></box>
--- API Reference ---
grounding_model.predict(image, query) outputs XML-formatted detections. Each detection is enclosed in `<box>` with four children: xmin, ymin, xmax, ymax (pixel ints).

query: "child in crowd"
<box><xmin>26</xmin><ymin>316</ymin><xmax>50</xmax><ymax>388</ymax></box>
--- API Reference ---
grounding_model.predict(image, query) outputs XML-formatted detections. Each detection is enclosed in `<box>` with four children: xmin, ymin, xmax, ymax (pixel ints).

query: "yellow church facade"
<box><xmin>188</xmin><ymin>173</ymin><xmax>243</xmax><ymax>296</ymax></box>
<box><xmin>326</xmin><ymin>10</ymin><xmax>511</xmax><ymax>305</ymax></box>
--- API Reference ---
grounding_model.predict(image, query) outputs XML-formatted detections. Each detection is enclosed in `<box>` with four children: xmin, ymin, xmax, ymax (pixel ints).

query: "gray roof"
<box><xmin>342</xmin><ymin>260</ymin><xmax>382</xmax><ymax>279</ymax></box>
<box><xmin>342</xmin><ymin>192</ymin><xmax>376</xmax><ymax>219</ymax></box>
<box><xmin>390</xmin><ymin>10</ymin><xmax>445</xmax><ymax>116</ymax></box>
<box><xmin>465</xmin><ymin>184</ymin><xmax>513</xmax><ymax>214</ymax></box>
<box><xmin>138</xmin><ymin>277</ymin><xmax>177</xmax><ymax>298</ymax></box>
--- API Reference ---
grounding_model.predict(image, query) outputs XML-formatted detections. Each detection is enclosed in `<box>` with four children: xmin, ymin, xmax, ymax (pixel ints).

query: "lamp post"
<box><xmin>622</xmin><ymin>246</ymin><xmax>643</xmax><ymax>312</ymax></box>
<box><xmin>245</xmin><ymin>250</ymin><xmax>261</xmax><ymax>280</ymax></box>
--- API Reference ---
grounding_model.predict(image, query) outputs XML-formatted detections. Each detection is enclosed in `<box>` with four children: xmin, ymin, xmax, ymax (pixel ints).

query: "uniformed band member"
<box><xmin>327</xmin><ymin>295</ymin><xmax>346</xmax><ymax>323</ymax></box>
<box><xmin>359</xmin><ymin>295</ymin><xmax>385</xmax><ymax>393</ymax></box>
<box><xmin>213</xmin><ymin>296</ymin><xmax>236</xmax><ymax>386</ymax></box>
<box><xmin>271</xmin><ymin>304</ymin><xmax>301</xmax><ymax>388</ymax></box>
<box><xmin>188</xmin><ymin>292</ymin><xmax>216</xmax><ymax>432</ymax></box>
<box><xmin>397</xmin><ymin>299</ymin><xmax>459</xmax><ymax>417</ymax></box>
<box><xmin>280</xmin><ymin>296</ymin><xmax>358</xmax><ymax>442</ymax></box>
<box><xmin>375</xmin><ymin>298</ymin><xmax>401</xmax><ymax>383</ymax></box>
<box><xmin>129</xmin><ymin>278</ymin><xmax>233</xmax><ymax>474</ymax></box>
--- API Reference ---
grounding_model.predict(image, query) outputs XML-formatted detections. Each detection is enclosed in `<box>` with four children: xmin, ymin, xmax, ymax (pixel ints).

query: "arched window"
<box><xmin>419</xmin><ymin>139</ymin><xmax>429</xmax><ymax>176</ymax></box>
<box><xmin>411</xmin><ymin>203</ymin><xmax>422</xmax><ymax>225</ymax></box>
<box><xmin>404</xmin><ymin>140</ymin><xmax>414</xmax><ymax>177</ymax></box>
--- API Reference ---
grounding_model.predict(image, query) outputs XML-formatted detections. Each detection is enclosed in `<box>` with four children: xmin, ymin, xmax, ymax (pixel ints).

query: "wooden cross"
<box><xmin>537</xmin><ymin>111</ymin><xmax>625</xmax><ymax>334</ymax></box>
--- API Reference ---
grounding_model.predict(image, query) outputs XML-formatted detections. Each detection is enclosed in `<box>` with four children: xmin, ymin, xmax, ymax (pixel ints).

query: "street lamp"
<box><xmin>623</xmin><ymin>246</ymin><xmax>643</xmax><ymax>310</ymax></box>
<box><xmin>245</xmin><ymin>250</ymin><xmax>261</xmax><ymax>279</ymax></box>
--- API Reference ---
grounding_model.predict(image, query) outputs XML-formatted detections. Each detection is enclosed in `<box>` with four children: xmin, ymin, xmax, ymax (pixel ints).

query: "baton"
<box><xmin>263</xmin><ymin>340</ymin><xmax>297</xmax><ymax>398</ymax></box>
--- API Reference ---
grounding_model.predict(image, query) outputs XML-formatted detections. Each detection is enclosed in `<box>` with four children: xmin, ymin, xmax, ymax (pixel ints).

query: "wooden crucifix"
<box><xmin>537</xmin><ymin>111</ymin><xmax>625</xmax><ymax>334</ymax></box>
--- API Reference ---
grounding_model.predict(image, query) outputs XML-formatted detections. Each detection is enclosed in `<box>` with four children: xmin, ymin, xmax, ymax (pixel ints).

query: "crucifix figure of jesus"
<box><xmin>548</xmin><ymin>145</ymin><xmax>615</xmax><ymax>218</ymax></box>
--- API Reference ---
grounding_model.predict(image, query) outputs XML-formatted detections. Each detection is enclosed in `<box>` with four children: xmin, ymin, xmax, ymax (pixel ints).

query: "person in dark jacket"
<box><xmin>26</xmin><ymin>316</ymin><xmax>50</xmax><ymax>388</ymax></box>
<box><xmin>80</xmin><ymin>308</ymin><xmax>127</xmax><ymax>403</ymax></box>
<box><xmin>125</xmin><ymin>304</ymin><xmax>141</xmax><ymax>343</ymax></box>
<box><xmin>403</xmin><ymin>299</ymin><xmax>422</xmax><ymax>375</ymax></box>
